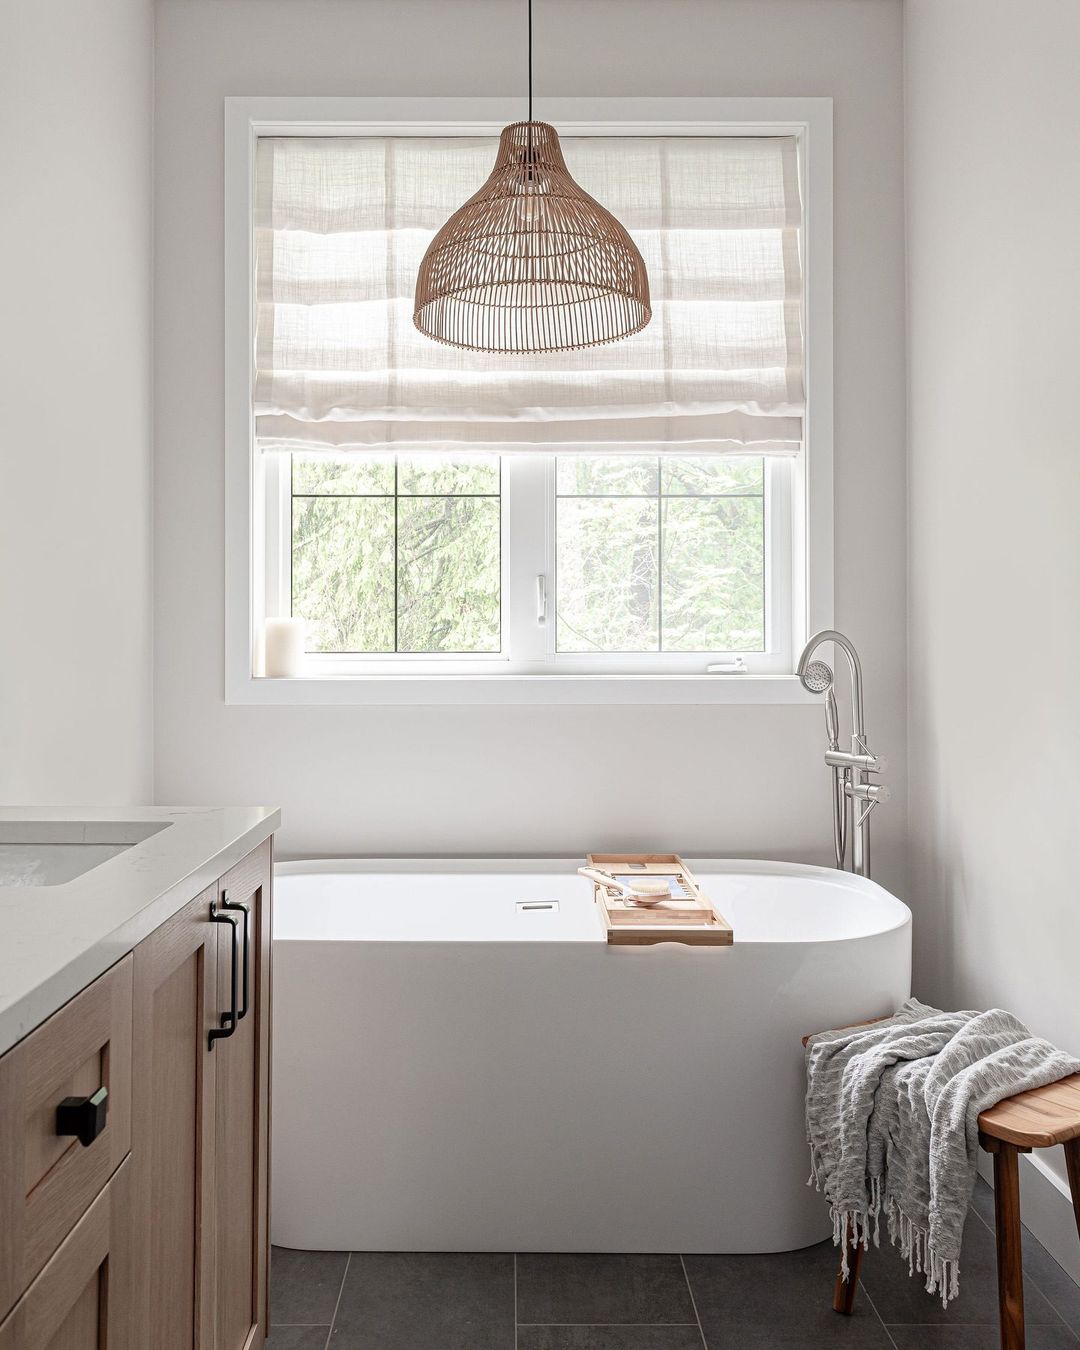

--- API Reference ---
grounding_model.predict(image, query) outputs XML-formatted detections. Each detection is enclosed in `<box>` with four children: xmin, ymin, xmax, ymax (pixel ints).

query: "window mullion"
<box><xmin>503</xmin><ymin>455</ymin><xmax>551</xmax><ymax>667</ymax></box>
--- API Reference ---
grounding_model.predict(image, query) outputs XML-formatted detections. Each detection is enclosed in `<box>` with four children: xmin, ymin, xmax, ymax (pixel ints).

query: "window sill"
<box><xmin>225</xmin><ymin>673</ymin><xmax>819</xmax><ymax>707</ymax></box>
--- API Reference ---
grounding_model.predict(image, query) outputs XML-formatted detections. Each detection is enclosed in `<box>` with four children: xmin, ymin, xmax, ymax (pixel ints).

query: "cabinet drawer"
<box><xmin>0</xmin><ymin>956</ymin><xmax>132</xmax><ymax>1319</ymax></box>
<box><xmin>0</xmin><ymin>1156</ymin><xmax>133</xmax><ymax>1350</ymax></box>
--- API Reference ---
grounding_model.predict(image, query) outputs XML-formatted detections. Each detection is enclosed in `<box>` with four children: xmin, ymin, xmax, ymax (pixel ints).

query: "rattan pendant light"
<box><xmin>413</xmin><ymin>0</ymin><xmax>651</xmax><ymax>354</ymax></box>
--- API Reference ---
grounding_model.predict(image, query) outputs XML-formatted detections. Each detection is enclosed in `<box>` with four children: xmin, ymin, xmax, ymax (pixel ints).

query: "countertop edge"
<box><xmin>0</xmin><ymin>810</ymin><xmax>280</xmax><ymax>1056</ymax></box>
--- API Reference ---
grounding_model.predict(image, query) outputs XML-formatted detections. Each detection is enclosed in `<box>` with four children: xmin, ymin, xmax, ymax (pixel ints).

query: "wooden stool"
<box><xmin>808</xmin><ymin>1025</ymin><xmax>1080</xmax><ymax>1350</ymax></box>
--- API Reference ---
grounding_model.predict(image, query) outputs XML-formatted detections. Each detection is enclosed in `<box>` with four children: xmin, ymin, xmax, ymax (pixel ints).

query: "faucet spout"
<box><xmin>797</xmin><ymin>629</ymin><xmax>866</xmax><ymax>741</ymax></box>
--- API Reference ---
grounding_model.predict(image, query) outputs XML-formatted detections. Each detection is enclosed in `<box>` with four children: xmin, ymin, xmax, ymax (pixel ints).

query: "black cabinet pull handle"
<box><xmin>56</xmin><ymin>1085</ymin><xmax>108</xmax><ymax>1147</ymax></box>
<box><xmin>220</xmin><ymin>892</ymin><xmax>250</xmax><ymax>1021</ymax></box>
<box><xmin>208</xmin><ymin>901</ymin><xmax>240</xmax><ymax>1051</ymax></box>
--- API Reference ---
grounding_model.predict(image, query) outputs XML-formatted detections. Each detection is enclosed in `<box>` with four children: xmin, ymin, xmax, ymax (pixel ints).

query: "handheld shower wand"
<box><xmin>825</xmin><ymin>686</ymin><xmax>840</xmax><ymax>750</ymax></box>
<box><xmin>824</xmin><ymin>685</ymin><xmax>847</xmax><ymax>869</ymax></box>
<box><xmin>799</xmin><ymin>660</ymin><xmax>846</xmax><ymax>869</ymax></box>
<box><xmin>797</xmin><ymin>631</ymin><xmax>889</xmax><ymax>879</ymax></box>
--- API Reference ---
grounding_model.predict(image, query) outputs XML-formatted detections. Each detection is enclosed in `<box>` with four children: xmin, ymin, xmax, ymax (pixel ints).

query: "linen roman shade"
<box><xmin>254</xmin><ymin>135</ymin><xmax>804</xmax><ymax>455</ymax></box>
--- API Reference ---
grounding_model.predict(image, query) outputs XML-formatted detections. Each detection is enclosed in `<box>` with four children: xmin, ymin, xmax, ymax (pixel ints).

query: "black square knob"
<box><xmin>56</xmin><ymin>1085</ymin><xmax>108</xmax><ymax>1147</ymax></box>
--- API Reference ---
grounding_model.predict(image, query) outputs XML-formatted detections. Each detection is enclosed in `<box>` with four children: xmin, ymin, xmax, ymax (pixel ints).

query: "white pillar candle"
<box><xmin>263</xmin><ymin>617</ymin><xmax>306</xmax><ymax>678</ymax></box>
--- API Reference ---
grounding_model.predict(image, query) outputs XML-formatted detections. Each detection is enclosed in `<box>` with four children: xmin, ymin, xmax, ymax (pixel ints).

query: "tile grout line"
<box><xmin>869</xmin><ymin>1196</ymin><xmax>1080</xmax><ymax>1347</ymax></box>
<box><xmin>856</xmin><ymin>1277</ymin><xmax>900</xmax><ymax>1350</ymax></box>
<box><xmin>858</xmin><ymin>1196</ymin><xmax>1080</xmax><ymax>1345</ymax></box>
<box><xmin>514</xmin><ymin>1253</ymin><xmax>518</xmax><ymax>1350</ymax></box>
<box><xmin>679</xmin><ymin>1255</ymin><xmax>710</xmax><ymax>1350</ymax></box>
<box><xmin>322</xmin><ymin>1251</ymin><xmax>351</xmax><ymax>1350</ymax></box>
<box><xmin>969</xmin><ymin>1197</ymin><xmax>1080</xmax><ymax>1342</ymax></box>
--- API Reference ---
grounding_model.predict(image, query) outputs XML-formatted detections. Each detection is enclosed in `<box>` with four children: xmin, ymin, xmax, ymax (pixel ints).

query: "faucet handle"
<box><xmin>825</xmin><ymin>749</ymin><xmax>888</xmax><ymax>775</ymax></box>
<box><xmin>845</xmin><ymin>781</ymin><xmax>891</xmax><ymax>804</ymax></box>
<box><xmin>845</xmin><ymin>779</ymin><xmax>890</xmax><ymax>830</ymax></box>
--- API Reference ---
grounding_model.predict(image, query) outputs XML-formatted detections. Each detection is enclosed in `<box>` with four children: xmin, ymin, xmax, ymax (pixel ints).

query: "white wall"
<box><xmin>906</xmin><ymin>0</ymin><xmax>1080</xmax><ymax>1247</ymax></box>
<box><xmin>0</xmin><ymin>0</ymin><xmax>155</xmax><ymax>804</ymax></box>
<box><xmin>153</xmin><ymin>0</ymin><xmax>908</xmax><ymax>878</ymax></box>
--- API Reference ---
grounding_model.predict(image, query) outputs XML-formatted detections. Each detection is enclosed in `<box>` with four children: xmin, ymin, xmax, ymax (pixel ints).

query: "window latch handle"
<box><xmin>536</xmin><ymin>574</ymin><xmax>548</xmax><ymax>625</ymax></box>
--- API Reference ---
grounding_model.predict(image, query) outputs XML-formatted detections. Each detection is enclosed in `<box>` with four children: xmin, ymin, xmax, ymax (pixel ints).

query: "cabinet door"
<box><xmin>213</xmin><ymin>841</ymin><xmax>272</xmax><ymax>1350</ymax></box>
<box><xmin>130</xmin><ymin>886</ymin><xmax>219</xmax><ymax>1350</ymax></box>
<box><xmin>0</xmin><ymin>1157</ymin><xmax>133</xmax><ymax>1350</ymax></box>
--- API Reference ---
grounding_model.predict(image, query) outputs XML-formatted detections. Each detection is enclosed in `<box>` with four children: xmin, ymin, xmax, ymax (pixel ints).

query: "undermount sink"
<box><xmin>0</xmin><ymin>820</ymin><xmax>171</xmax><ymax>887</ymax></box>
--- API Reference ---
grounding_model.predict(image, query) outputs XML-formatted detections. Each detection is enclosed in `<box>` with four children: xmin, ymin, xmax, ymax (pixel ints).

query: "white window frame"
<box><xmin>225</xmin><ymin>96</ymin><xmax>833</xmax><ymax>706</ymax></box>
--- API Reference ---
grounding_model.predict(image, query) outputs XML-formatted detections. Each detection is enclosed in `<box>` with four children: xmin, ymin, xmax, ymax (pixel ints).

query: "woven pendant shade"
<box><xmin>414</xmin><ymin>121</ymin><xmax>651</xmax><ymax>354</ymax></box>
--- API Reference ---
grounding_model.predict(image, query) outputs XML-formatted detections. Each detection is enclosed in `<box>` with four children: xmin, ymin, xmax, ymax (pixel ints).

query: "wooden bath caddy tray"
<box><xmin>586</xmin><ymin>854</ymin><xmax>733</xmax><ymax>946</ymax></box>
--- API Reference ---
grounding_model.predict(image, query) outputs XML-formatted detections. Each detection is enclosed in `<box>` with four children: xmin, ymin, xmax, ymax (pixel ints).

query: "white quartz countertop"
<box><xmin>0</xmin><ymin>806</ymin><xmax>280</xmax><ymax>1055</ymax></box>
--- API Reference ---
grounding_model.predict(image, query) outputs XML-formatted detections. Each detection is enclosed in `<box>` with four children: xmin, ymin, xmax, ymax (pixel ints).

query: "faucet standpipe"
<box><xmin>797</xmin><ymin>630</ymin><xmax>887</xmax><ymax>881</ymax></box>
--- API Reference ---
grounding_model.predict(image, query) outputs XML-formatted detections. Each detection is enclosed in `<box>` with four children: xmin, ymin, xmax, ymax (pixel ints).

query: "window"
<box><xmin>263</xmin><ymin>448</ymin><xmax>790</xmax><ymax>677</ymax></box>
<box><xmin>227</xmin><ymin>98</ymin><xmax>833</xmax><ymax>704</ymax></box>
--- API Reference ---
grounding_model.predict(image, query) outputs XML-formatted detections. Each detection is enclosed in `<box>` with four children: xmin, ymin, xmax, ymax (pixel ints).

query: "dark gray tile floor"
<box><xmin>266</xmin><ymin>1180</ymin><xmax>1080</xmax><ymax>1349</ymax></box>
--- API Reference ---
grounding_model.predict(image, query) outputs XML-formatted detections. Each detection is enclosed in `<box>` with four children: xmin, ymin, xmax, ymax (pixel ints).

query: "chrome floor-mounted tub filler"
<box><xmin>798</xmin><ymin>630</ymin><xmax>889</xmax><ymax>878</ymax></box>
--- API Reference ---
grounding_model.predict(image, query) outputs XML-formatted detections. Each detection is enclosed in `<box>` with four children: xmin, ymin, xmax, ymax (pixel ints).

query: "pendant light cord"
<box><xmin>527</xmin><ymin>0</ymin><xmax>533</xmax><ymax>124</ymax></box>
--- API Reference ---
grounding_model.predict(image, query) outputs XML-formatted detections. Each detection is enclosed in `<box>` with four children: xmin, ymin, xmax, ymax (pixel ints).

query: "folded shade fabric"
<box><xmin>254</xmin><ymin>135</ymin><xmax>804</xmax><ymax>455</ymax></box>
<box><xmin>805</xmin><ymin>999</ymin><xmax>1080</xmax><ymax>1306</ymax></box>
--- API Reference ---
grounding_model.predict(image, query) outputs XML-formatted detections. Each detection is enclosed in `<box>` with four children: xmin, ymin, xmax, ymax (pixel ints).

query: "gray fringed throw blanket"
<box><xmin>805</xmin><ymin>999</ymin><xmax>1080</xmax><ymax>1306</ymax></box>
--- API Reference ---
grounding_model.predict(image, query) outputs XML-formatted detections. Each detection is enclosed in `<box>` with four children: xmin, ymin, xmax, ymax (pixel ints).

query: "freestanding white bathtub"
<box><xmin>272</xmin><ymin>858</ymin><xmax>911</xmax><ymax>1253</ymax></box>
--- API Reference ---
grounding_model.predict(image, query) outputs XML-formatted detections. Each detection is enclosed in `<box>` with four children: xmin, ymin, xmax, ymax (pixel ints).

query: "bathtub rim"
<box><xmin>273</xmin><ymin>855</ymin><xmax>912</xmax><ymax>947</ymax></box>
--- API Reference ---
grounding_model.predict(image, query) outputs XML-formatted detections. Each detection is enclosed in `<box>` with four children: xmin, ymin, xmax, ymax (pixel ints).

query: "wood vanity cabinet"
<box><xmin>0</xmin><ymin>837</ymin><xmax>272</xmax><ymax>1350</ymax></box>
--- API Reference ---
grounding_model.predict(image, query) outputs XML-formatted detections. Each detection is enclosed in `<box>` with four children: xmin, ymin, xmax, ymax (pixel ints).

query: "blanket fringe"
<box><xmin>828</xmin><ymin>1185</ymin><xmax>960</xmax><ymax>1308</ymax></box>
<box><xmin>831</xmin><ymin>1206</ymin><xmax>872</xmax><ymax>1281</ymax></box>
<box><xmin>807</xmin><ymin>1141</ymin><xmax>826</xmax><ymax>1191</ymax></box>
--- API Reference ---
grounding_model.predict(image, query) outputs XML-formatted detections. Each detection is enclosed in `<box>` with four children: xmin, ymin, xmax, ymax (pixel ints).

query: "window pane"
<box><xmin>397</xmin><ymin>498</ymin><xmax>500</xmax><ymax>652</ymax></box>
<box><xmin>661</xmin><ymin>498</ymin><xmax>765</xmax><ymax>651</ymax></box>
<box><xmin>661</xmin><ymin>456</ymin><xmax>764</xmax><ymax>496</ymax></box>
<box><xmin>291</xmin><ymin>454</ymin><xmax>394</xmax><ymax>496</ymax></box>
<box><xmin>398</xmin><ymin>454</ymin><xmax>500</xmax><ymax>497</ymax></box>
<box><xmin>292</xmin><ymin>497</ymin><xmax>395</xmax><ymax>651</ymax></box>
<box><xmin>556</xmin><ymin>456</ymin><xmax>658</xmax><ymax>496</ymax></box>
<box><xmin>557</xmin><ymin>499</ymin><xmax>659</xmax><ymax>652</ymax></box>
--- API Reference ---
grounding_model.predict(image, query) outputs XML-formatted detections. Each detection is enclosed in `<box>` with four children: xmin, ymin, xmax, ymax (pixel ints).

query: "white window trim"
<box><xmin>225</xmin><ymin>96</ymin><xmax>833</xmax><ymax>707</ymax></box>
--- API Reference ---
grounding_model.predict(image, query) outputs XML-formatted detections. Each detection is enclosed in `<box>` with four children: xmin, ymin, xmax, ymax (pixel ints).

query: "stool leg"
<box><xmin>993</xmin><ymin>1143</ymin><xmax>1026</xmax><ymax>1350</ymax></box>
<box><xmin>833</xmin><ymin>1217</ymin><xmax>864</xmax><ymax>1315</ymax></box>
<box><xmin>1065</xmin><ymin>1138</ymin><xmax>1080</xmax><ymax>1245</ymax></box>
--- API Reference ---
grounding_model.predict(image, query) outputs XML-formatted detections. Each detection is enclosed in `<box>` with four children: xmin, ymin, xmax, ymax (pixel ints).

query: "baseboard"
<box><xmin>977</xmin><ymin>1151</ymin><xmax>1080</xmax><ymax>1287</ymax></box>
